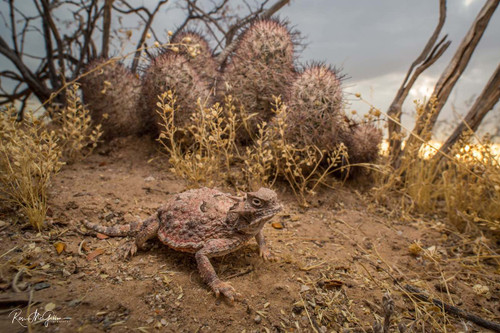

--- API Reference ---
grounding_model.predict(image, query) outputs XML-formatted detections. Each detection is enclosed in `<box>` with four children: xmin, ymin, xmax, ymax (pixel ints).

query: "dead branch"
<box><xmin>115</xmin><ymin>0</ymin><xmax>169</xmax><ymax>74</ymax></box>
<box><xmin>403</xmin><ymin>0</ymin><xmax>500</xmax><ymax>157</ymax></box>
<box><xmin>435</xmin><ymin>62</ymin><xmax>500</xmax><ymax>161</ymax></box>
<box><xmin>0</xmin><ymin>0</ymin><xmax>290</xmax><ymax>113</ymax></box>
<box><xmin>102</xmin><ymin>0</ymin><xmax>114</xmax><ymax>58</ymax></box>
<box><xmin>404</xmin><ymin>284</ymin><xmax>500</xmax><ymax>332</ymax></box>
<box><xmin>387</xmin><ymin>0</ymin><xmax>449</xmax><ymax>168</ymax></box>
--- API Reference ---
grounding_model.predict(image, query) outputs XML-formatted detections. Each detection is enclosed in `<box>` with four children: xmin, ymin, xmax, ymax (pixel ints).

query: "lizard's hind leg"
<box><xmin>119</xmin><ymin>214</ymin><xmax>160</xmax><ymax>259</ymax></box>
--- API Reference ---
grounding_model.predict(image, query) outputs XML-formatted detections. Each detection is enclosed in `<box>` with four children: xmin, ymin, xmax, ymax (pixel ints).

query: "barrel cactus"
<box><xmin>80</xmin><ymin>59</ymin><xmax>145</xmax><ymax>140</ymax></box>
<box><xmin>284</xmin><ymin>63</ymin><xmax>348</xmax><ymax>152</ymax></box>
<box><xmin>344</xmin><ymin>123</ymin><xmax>382</xmax><ymax>164</ymax></box>
<box><xmin>223</xmin><ymin>19</ymin><xmax>296</xmax><ymax>142</ymax></box>
<box><xmin>171</xmin><ymin>31</ymin><xmax>218</xmax><ymax>88</ymax></box>
<box><xmin>142</xmin><ymin>52</ymin><xmax>210</xmax><ymax>133</ymax></box>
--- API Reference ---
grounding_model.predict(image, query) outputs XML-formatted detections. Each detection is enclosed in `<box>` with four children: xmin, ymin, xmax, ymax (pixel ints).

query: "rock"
<box><xmin>144</xmin><ymin>176</ymin><xmax>155</xmax><ymax>182</ymax></box>
<box><xmin>34</xmin><ymin>282</ymin><xmax>51</xmax><ymax>291</ymax></box>
<box><xmin>254</xmin><ymin>315</ymin><xmax>262</xmax><ymax>324</ymax></box>
<box><xmin>300</xmin><ymin>284</ymin><xmax>310</xmax><ymax>292</ymax></box>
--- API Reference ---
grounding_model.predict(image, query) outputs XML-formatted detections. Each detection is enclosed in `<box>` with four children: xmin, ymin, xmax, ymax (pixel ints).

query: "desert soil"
<box><xmin>0</xmin><ymin>137</ymin><xmax>498</xmax><ymax>333</ymax></box>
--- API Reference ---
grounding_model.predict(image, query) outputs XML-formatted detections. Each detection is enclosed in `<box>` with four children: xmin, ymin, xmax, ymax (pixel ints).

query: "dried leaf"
<box><xmin>45</xmin><ymin>302</ymin><xmax>56</xmax><ymax>311</ymax></box>
<box><xmin>96</xmin><ymin>233</ymin><xmax>109</xmax><ymax>239</ymax></box>
<box><xmin>86</xmin><ymin>248</ymin><xmax>105</xmax><ymax>261</ymax></box>
<box><xmin>53</xmin><ymin>242</ymin><xmax>66</xmax><ymax>255</ymax></box>
<box><xmin>322</xmin><ymin>279</ymin><xmax>343</xmax><ymax>290</ymax></box>
<box><xmin>271</xmin><ymin>222</ymin><xmax>284</xmax><ymax>229</ymax></box>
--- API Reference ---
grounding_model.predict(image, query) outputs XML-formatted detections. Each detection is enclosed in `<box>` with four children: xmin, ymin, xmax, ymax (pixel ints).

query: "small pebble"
<box><xmin>300</xmin><ymin>284</ymin><xmax>310</xmax><ymax>292</ymax></box>
<box><xmin>34</xmin><ymin>282</ymin><xmax>51</xmax><ymax>291</ymax></box>
<box><xmin>254</xmin><ymin>315</ymin><xmax>262</xmax><ymax>324</ymax></box>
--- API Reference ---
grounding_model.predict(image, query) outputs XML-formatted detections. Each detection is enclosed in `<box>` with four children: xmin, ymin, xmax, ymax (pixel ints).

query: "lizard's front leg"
<box><xmin>255</xmin><ymin>230</ymin><xmax>272</xmax><ymax>260</ymax></box>
<box><xmin>195</xmin><ymin>239</ymin><xmax>242</xmax><ymax>302</ymax></box>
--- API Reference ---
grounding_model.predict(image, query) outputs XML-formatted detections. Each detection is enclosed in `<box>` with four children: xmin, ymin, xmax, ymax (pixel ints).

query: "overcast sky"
<box><xmin>280</xmin><ymin>0</ymin><xmax>500</xmax><ymax>137</ymax></box>
<box><xmin>1</xmin><ymin>0</ymin><xmax>498</xmax><ymax>138</ymax></box>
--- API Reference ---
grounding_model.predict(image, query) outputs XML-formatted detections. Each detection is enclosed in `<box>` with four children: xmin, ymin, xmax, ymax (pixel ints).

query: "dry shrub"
<box><xmin>156</xmin><ymin>91</ymin><xmax>237</xmax><ymax>186</ymax></box>
<box><xmin>0</xmin><ymin>109</ymin><xmax>64</xmax><ymax>230</ymax></box>
<box><xmin>443</xmin><ymin>134</ymin><xmax>500</xmax><ymax>233</ymax></box>
<box><xmin>51</xmin><ymin>83</ymin><xmax>102</xmax><ymax>163</ymax></box>
<box><xmin>0</xmin><ymin>84</ymin><xmax>102</xmax><ymax>229</ymax></box>
<box><xmin>375</xmin><ymin>97</ymin><xmax>500</xmax><ymax>234</ymax></box>
<box><xmin>157</xmin><ymin>92</ymin><xmax>346</xmax><ymax>205</ymax></box>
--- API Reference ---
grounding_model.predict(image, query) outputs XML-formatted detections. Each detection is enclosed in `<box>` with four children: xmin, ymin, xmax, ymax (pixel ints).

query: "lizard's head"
<box><xmin>230</xmin><ymin>188</ymin><xmax>282</xmax><ymax>234</ymax></box>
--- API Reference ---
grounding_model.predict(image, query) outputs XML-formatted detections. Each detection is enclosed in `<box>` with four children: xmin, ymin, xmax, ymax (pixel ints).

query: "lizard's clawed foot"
<box><xmin>116</xmin><ymin>241</ymin><xmax>138</xmax><ymax>259</ymax></box>
<box><xmin>209</xmin><ymin>280</ymin><xmax>241</xmax><ymax>303</ymax></box>
<box><xmin>259</xmin><ymin>247</ymin><xmax>274</xmax><ymax>261</ymax></box>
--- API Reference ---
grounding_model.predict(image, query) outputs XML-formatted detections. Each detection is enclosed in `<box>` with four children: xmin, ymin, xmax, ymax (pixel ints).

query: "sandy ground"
<box><xmin>0</xmin><ymin>137</ymin><xmax>498</xmax><ymax>332</ymax></box>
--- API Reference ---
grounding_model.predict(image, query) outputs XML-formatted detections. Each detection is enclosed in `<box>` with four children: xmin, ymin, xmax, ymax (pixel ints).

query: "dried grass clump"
<box><xmin>156</xmin><ymin>91</ymin><xmax>237</xmax><ymax>186</ymax></box>
<box><xmin>443</xmin><ymin>134</ymin><xmax>500</xmax><ymax>233</ymax></box>
<box><xmin>156</xmin><ymin>92</ymin><xmax>345</xmax><ymax>204</ymax></box>
<box><xmin>223</xmin><ymin>19</ymin><xmax>296</xmax><ymax>142</ymax></box>
<box><xmin>171</xmin><ymin>31</ymin><xmax>218</xmax><ymax>87</ymax></box>
<box><xmin>285</xmin><ymin>64</ymin><xmax>347</xmax><ymax>151</ymax></box>
<box><xmin>52</xmin><ymin>83</ymin><xmax>102</xmax><ymax>163</ymax></box>
<box><xmin>375</xmin><ymin>97</ymin><xmax>499</xmax><ymax>234</ymax></box>
<box><xmin>143</xmin><ymin>53</ymin><xmax>210</xmax><ymax>135</ymax></box>
<box><xmin>0</xmin><ymin>109</ymin><xmax>64</xmax><ymax>230</ymax></box>
<box><xmin>80</xmin><ymin>59</ymin><xmax>145</xmax><ymax>140</ymax></box>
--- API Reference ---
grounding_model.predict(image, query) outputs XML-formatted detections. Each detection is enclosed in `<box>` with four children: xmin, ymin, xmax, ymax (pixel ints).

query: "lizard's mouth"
<box><xmin>253</xmin><ymin>204</ymin><xmax>283</xmax><ymax>224</ymax></box>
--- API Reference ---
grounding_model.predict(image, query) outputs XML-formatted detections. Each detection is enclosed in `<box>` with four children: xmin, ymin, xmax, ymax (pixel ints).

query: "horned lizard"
<box><xmin>83</xmin><ymin>187</ymin><xmax>282</xmax><ymax>301</ymax></box>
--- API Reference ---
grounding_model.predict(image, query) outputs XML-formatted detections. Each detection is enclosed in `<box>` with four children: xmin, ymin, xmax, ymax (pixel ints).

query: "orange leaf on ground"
<box><xmin>96</xmin><ymin>233</ymin><xmax>109</xmax><ymax>239</ymax></box>
<box><xmin>53</xmin><ymin>242</ymin><xmax>66</xmax><ymax>254</ymax></box>
<box><xmin>271</xmin><ymin>222</ymin><xmax>284</xmax><ymax>229</ymax></box>
<box><xmin>86</xmin><ymin>248</ymin><xmax>105</xmax><ymax>261</ymax></box>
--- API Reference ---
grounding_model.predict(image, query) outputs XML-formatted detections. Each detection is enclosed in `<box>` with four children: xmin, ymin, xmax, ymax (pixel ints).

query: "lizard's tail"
<box><xmin>83</xmin><ymin>214</ymin><xmax>157</xmax><ymax>237</ymax></box>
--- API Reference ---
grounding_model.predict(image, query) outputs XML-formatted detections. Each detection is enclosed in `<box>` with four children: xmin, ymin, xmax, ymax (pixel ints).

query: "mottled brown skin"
<box><xmin>83</xmin><ymin>187</ymin><xmax>282</xmax><ymax>301</ymax></box>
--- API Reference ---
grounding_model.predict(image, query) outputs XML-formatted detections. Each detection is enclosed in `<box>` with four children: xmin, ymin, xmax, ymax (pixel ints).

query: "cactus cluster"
<box><xmin>223</xmin><ymin>19</ymin><xmax>296</xmax><ymax>141</ymax></box>
<box><xmin>80</xmin><ymin>59</ymin><xmax>145</xmax><ymax>140</ymax></box>
<box><xmin>80</xmin><ymin>18</ymin><xmax>381</xmax><ymax>169</ymax></box>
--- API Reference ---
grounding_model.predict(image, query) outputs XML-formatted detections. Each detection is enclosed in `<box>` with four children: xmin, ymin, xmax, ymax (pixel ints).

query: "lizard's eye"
<box><xmin>251</xmin><ymin>198</ymin><xmax>262</xmax><ymax>207</ymax></box>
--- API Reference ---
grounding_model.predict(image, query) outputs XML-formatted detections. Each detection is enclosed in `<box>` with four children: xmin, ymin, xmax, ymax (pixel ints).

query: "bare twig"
<box><xmin>387</xmin><ymin>0</ymin><xmax>449</xmax><ymax>167</ymax></box>
<box><xmin>404</xmin><ymin>284</ymin><xmax>500</xmax><ymax>332</ymax></box>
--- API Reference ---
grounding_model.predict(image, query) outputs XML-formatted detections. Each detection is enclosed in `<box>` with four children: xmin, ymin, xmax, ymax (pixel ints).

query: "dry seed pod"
<box><xmin>223</xmin><ymin>19</ymin><xmax>297</xmax><ymax>143</ymax></box>
<box><xmin>80</xmin><ymin>59</ymin><xmax>145</xmax><ymax>140</ymax></box>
